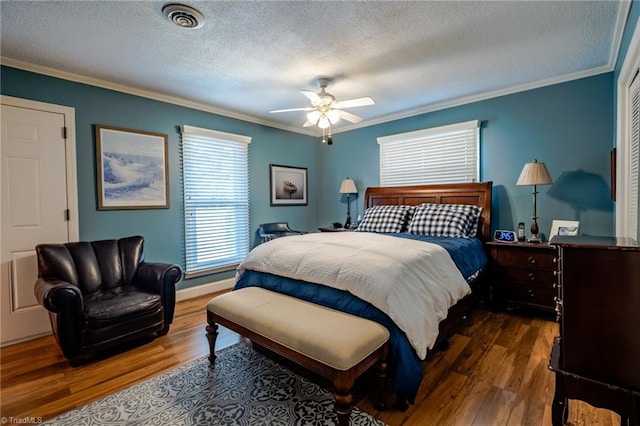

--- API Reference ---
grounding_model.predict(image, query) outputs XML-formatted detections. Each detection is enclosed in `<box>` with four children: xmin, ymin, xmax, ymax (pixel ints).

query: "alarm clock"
<box><xmin>494</xmin><ymin>230</ymin><xmax>518</xmax><ymax>242</ymax></box>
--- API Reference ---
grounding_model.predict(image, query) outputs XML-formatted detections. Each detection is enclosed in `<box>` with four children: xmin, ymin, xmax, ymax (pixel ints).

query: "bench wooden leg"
<box><xmin>333</xmin><ymin>370</ymin><xmax>355</xmax><ymax>426</ymax></box>
<box><xmin>206</xmin><ymin>319</ymin><xmax>219</xmax><ymax>364</ymax></box>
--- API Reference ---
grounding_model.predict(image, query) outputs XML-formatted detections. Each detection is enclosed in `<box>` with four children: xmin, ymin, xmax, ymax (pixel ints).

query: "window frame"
<box><xmin>615</xmin><ymin>21</ymin><xmax>640</xmax><ymax>240</ymax></box>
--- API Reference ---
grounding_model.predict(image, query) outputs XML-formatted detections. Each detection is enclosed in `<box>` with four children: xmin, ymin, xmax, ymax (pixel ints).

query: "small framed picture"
<box><xmin>269</xmin><ymin>164</ymin><xmax>308</xmax><ymax>206</ymax></box>
<box><xmin>549</xmin><ymin>220</ymin><xmax>579</xmax><ymax>238</ymax></box>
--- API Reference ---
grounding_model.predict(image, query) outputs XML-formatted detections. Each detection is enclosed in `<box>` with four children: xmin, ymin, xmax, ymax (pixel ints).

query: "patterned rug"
<box><xmin>44</xmin><ymin>342</ymin><xmax>386</xmax><ymax>425</ymax></box>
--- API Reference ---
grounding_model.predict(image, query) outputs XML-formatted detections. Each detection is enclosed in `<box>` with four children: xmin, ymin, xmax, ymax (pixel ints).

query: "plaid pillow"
<box><xmin>465</xmin><ymin>205</ymin><xmax>483</xmax><ymax>237</ymax></box>
<box><xmin>355</xmin><ymin>205</ymin><xmax>410</xmax><ymax>233</ymax></box>
<box><xmin>408</xmin><ymin>203</ymin><xmax>482</xmax><ymax>238</ymax></box>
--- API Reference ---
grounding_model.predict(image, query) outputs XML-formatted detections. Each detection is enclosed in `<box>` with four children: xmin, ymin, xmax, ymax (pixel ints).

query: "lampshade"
<box><xmin>516</xmin><ymin>159</ymin><xmax>553</xmax><ymax>186</ymax></box>
<box><xmin>327</xmin><ymin>109</ymin><xmax>341</xmax><ymax>124</ymax></box>
<box><xmin>306</xmin><ymin>110</ymin><xmax>321</xmax><ymax>125</ymax></box>
<box><xmin>339</xmin><ymin>178</ymin><xmax>357</xmax><ymax>194</ymax></box>
<box><xmin>318</xmin><ymin>115</ymin><xmax>330</xmax><ymax>129</ymax></box>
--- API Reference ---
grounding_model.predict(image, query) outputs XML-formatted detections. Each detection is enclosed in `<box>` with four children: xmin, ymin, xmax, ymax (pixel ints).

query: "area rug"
<box><xmin>44</xmin><ymin>342</ymin><xmax>386</xmax><ymax>425</ymax></box>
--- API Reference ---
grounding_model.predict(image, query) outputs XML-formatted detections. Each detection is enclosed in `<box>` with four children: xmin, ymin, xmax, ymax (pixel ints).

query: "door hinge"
<box><xmin>64</xmin><ymin>209</ymin><xmax>70</xmax><ymax>221</ymax></box>
<box><xmin>62</xmin><ymin>126</ymin><xmax>67</xmax><ymax>139</ymax></box>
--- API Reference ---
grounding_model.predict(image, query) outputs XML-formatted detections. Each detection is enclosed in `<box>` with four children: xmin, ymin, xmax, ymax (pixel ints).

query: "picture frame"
<box><xmin>549</xmin><ymin>220</ymin><xmax>580</xmax><ymax>238</ymax></box>
<box><xmin>95</xmin><ymin>125</ymin><xmax>169</xmax><ymax>210</ymax></box>
<box><xmin>270</xmin><ymin>164</ymin><xmax>308</xmax><ymax>206</ymax></box>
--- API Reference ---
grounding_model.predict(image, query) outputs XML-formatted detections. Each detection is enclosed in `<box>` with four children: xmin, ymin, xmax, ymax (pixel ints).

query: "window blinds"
<box><xmin>377</xmin><ymin>120</ymin><xmax>480</xmax><ymax>186</ymax></box>
<box><xmin>181</xmin><ymin>125</ymin><xmax>251</xmax><ymax>278</ymax></box>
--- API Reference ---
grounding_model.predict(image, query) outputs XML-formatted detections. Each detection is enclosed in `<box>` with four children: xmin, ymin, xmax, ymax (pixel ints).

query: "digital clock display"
<box><xmin>494</xmin><ymin>230</ymin><xmax>517</xmax><ymax>242</ymax></box>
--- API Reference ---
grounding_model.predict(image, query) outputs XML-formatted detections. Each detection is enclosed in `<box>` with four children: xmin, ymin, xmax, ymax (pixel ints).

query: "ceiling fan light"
<box><xmin>306</xmin><ymin>110</ymin><xmax>321</xmax><ymax>125</ymax></box>
<box><xmin>327</xmin><ymin>109</ymin><xmax>340</xmax><ymax>124</ymax></box>
<box><xmin>318</xmin><ymin>116</ymin><xmax>330</xmax><ymax>129</ymax></box>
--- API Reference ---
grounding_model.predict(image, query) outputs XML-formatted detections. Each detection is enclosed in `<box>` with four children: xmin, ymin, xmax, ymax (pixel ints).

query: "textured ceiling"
<box><xmin>0</xmin><ymin>1</ymin><xmax>630</xmax><ymax>135</ymax></box>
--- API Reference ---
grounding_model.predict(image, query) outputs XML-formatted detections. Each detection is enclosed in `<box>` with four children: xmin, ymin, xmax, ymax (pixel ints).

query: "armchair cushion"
<box><xmin>84</xmin><ymin>287</ymin><xmax>161</xmax><ymax>328</ymax></box>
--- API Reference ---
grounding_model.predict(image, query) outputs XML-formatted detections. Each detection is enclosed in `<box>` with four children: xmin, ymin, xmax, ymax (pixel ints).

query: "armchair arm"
<box><xmin>35</xmin><ymin>277</ymin><xmax>83</xmax><ymax>313</ymax></box>
<box><xmin>34</xmin><ymin>278</ymin><xmax>84</xmax><ymax>361</ymax></box>
<box><xmin>135</xmin><ymin>262</ymin><xmax>182</xmax><ymax>325</ymax></box>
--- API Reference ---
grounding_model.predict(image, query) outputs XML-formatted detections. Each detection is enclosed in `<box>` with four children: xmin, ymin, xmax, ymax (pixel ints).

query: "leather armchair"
<box><xmin>34</xmin><ymin>235</ymin><xmax>182</xmax><ymax>365</ymax></box>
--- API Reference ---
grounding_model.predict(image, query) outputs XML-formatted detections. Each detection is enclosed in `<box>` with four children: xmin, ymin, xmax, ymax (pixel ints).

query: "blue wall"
<box><xmin>319</xmin><ymin>73</ymin><xmax>615</xmax><ymax>240</ymax></box>
<box><xmin>1</xmin><ymin>66</ymin><xmax>318</xmax><ymax>289</ymax></box>
<box><xmin>1</xmin><ymin>66</ymin><xmax>616</xmax><ymax>288</ymax></box>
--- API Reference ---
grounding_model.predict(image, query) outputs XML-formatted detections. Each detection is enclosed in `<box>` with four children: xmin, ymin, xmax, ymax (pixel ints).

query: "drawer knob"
<box><xmin>528</xmin><ymin>272</ymin><xmax>535</xmax><ymax>281</ymax></box>
<box><xmin>553</xmin><ymin>270</ymin><xmax>558</xmax><ymax>277</ymax></box>
<box><xmin>553</xmin><ymin>282</ymin><xmax>561</xmax><ymax>289</ymax></box>
<box><xmin>553</xmin><ymin>257</ymin><xmax>557</xmax><ymax>263</ymax></box>
<box><xmin>528</xmin><ymin>256</ymin><xmax>536</xmax><ymax>264</ymax></box>
<box><xmin>528</xmin><ymin>289</ymin><xmax>535</xmax><ymax>297</ymax></box>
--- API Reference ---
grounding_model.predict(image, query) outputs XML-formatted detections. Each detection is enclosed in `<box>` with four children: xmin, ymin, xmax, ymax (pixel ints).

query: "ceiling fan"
<box><xmin>270</xmin><ymin>78</ymin><xmax>375</xmax><ymax>129</ymax></box>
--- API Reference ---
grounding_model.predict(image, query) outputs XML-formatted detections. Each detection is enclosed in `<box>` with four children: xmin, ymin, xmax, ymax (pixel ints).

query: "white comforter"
<box><xmin>236</xmin><ymin>232</ymin><xmax>471</xmax><ymax>359</ymax></box>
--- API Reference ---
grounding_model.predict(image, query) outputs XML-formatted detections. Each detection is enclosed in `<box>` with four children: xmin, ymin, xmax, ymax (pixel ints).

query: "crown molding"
<box><xmin>332</xmin><ymin>65</ymin><xmax>613</xmax><ymax>135</ymax></box>
<box><xmin>1</xmin><ymin>56</ymin><xmax>614</xmax><ymax>138</ymax></box>
<box><xmin>0</xmin><ymin>57</ymin><xmax>318</xmax><ymax>136</ymax></box>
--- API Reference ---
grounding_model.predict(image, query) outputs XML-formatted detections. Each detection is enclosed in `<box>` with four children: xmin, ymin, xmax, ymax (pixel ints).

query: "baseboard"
<box><xmin>176</xmin><ymin>278</ymin><xmax>235</xmax><ymax>302</ymax></box>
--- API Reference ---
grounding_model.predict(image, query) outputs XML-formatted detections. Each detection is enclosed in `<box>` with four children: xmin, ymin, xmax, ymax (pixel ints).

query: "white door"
<box><xmin>1</xmin><ymin>97</ymin><xmax>78</xmax><ymax>345</ymax></box>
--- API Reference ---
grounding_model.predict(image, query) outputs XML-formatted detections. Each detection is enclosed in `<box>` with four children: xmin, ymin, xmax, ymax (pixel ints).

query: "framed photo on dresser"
<box><xmin>549</xmin><ymin>220</ymin><xmax>579</xmax><ymax>238</ymax></box>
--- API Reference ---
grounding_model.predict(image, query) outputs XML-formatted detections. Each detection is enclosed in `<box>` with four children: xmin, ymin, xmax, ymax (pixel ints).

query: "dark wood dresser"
<box><xmin>549</xmin><ymin>236</ymin><xmax>640</xmax><ymax>425</ymax></box>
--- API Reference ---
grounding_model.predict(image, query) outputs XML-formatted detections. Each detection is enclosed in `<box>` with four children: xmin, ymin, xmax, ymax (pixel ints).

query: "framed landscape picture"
<box><xmin>95</xmin><ymin>125</ymin><xmax>169</xmax><ymax>210</ymax></box>
<box><xmin>270</xmin><ymin>164</ymin><xmax>308</xmax><ymax>206</ymax></box>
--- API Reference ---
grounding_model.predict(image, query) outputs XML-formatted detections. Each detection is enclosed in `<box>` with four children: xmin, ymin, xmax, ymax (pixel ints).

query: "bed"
<box><xmin>234</xmin><ymin>182</ymin><xmax>493</xmax><ymax>407</ymax></box>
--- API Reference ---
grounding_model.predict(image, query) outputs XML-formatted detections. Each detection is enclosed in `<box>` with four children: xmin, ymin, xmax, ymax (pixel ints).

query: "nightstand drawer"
<box><xmin>502</xmin><ymin>267</ymin><xmax>555</xmax><ymax>286</ymax></box>
<box><xmin>510</xmin><ymin>283</ymin><xmax>555</xmax><ymax>309</ymax></box>
<box><xmin>496</xmin><ymin>248</ymin><xmax>556</xmax><ymax>270</ymax></box>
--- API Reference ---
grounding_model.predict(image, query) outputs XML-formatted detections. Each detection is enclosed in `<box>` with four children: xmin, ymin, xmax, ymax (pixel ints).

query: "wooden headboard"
<box><xmin>364</xmin><ymin>182</ymin><xmax>493</xmax><ymax>241</ymax></box>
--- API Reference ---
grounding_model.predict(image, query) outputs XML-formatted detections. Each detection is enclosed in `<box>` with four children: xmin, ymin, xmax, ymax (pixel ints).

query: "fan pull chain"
<box><xmin>321</xmin><ymin>125</ymin><xmax>333</xmax><ymax>145</ymax></box>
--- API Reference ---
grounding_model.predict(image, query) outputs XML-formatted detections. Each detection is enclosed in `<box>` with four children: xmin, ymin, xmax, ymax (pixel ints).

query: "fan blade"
<box><xmin>301</xmin><ymin>90</ymin><xmax>321</xmax><ymax>103</ymax></box>
<box><xmin>333</xmin><ymin>97</ymin><xmax>375</xmax><ymax>109</ymax></box>
<box><xmin>303</xmin><ymin>120</ymin><xmax>316</xmax><ymax>127</ymax></box>
<box><xmin>338</xmin><ymin>110</ymin><xmax>363</xmax><ymax>123</ymax></box>
<box><xmin>270</xmin><ymin>107</ymin><xmax>314</xmax><ymax>113</ymax></box>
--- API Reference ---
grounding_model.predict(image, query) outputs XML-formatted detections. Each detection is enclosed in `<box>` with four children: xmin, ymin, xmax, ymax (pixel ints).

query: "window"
<box><xmin>181</xmin><ymin>125</ymin><xmax>251</xmax><ymax>278</ymax></box>
<box><xmin>377</xmin><ymin>120</ymin><xmax>480</xmax><ymax>186</ymax></box>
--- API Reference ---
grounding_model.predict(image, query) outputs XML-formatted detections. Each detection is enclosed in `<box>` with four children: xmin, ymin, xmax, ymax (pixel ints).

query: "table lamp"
<box><xmin>517</xmin><ymin>159</ymin><xmax>553</xmax><ymax>243</ymax></box>
<box><xmin>339</xmin><ymin>177</ymin><xmax>357</xmax><ymax>229</ymax></box>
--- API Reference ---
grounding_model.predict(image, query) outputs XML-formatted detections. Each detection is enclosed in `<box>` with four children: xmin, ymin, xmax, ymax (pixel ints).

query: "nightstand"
<box><xmin>487</xmin><ymin>241</ymin><xmax>557</xmax><ymax>314</ymax></box>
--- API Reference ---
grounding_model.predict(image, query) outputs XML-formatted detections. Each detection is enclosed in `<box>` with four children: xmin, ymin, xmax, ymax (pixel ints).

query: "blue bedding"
<box><xmin>234</xmin><ymin>233</ymin><xmax>487</xmax><ymax>405</ymax></box>
<box><xmin>385</xmin><ymin>234</ymin><xmax>487</xmax><ymax>281</ymax></box>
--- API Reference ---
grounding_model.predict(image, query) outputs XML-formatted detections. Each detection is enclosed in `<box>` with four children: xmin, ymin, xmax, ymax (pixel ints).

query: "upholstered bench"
<box><xmin>206</xmin><ymin>287</ymin><xmax>390</xmax><ymax>426</ymax></box>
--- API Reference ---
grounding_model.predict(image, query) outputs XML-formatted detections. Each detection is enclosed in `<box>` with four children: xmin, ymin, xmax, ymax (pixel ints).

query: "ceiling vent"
<box><xmin>162</xmin><ymin>4</ymin><xmax>205</xmax><ymax>29</ymax></box>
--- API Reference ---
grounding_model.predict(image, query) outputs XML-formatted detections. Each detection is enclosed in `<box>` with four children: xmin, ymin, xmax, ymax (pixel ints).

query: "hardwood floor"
<box><xmin>0</xmin><ymin>292</ymin><xmax>620</xmax><ymax>425</ymax></box>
